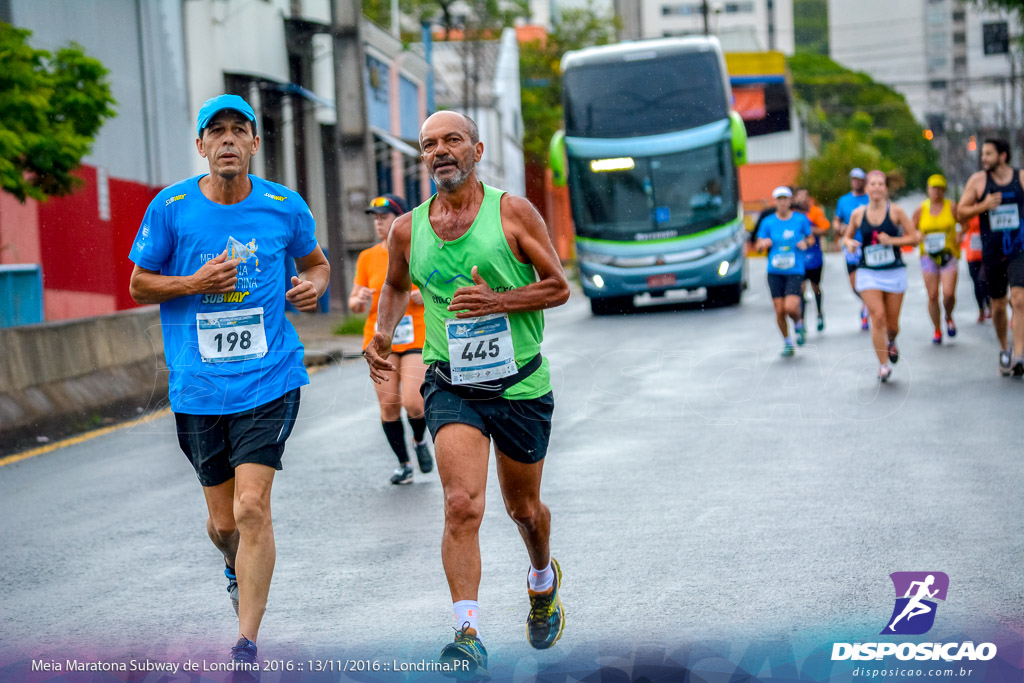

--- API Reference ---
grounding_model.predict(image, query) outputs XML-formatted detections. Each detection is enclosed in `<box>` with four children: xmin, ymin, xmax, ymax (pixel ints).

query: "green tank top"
<box><xmin>409</xmin><ymin>183</ymin><xmax>550</xmax><ymax>400</ymax></box>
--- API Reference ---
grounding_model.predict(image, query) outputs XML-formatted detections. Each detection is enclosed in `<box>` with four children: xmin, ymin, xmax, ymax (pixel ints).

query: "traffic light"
<box><xmin>923</xmin><ymin>129</ymin><xmax>934</xmax><ymax>141</ymax></box>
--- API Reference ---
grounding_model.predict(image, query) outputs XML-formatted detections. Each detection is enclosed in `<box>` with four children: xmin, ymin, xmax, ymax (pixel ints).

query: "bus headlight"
<box><xmin>718</xmin><ymin>261</ymin><xmax>729</xmax><ymax>277</ymax></box>
<box><xmin>592</xmin><ymin>274</ymin><xmax>605</xmax><ymax>289</ymax></box>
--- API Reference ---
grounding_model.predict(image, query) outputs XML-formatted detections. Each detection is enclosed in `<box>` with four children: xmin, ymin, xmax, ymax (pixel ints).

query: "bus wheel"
<box><xmin>590</xmin><ymin>295</ymin><xmax>633</xmax><ymax>315</ymax></box>
<box><xmin>706</xmin><ymin>283</ymin><xmax>742</xmax><ymax>307</ymax></box>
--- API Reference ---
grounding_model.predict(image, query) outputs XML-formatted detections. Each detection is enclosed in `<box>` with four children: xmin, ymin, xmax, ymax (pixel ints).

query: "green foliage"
<box><xmin>793</xmin><ymin>0</ymin><xmax>828</xmax><ymax>55</ymax></box>
<box><xmin>0</xmin><ymin>23</ymin><xmax>116</xmax><ymax>202</ymax></box>
<box><xmin>333</xmin><ymin>314</ymin><xmax>367</xmax><ymax>336</ymax></box>
<box><xmin>790</xmin><ymin>53</ymin><xmax>938</xmax><ymax>205</ymax></box>
<box><xmin>519</xmin><ymin>1</ymin><xmax>619</xmax><ymax>163</ymax></box>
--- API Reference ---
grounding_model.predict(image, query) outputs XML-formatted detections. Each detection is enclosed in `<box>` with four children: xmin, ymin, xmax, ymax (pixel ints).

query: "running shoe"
<box><xmin>932</xmin><ymin>330</ymin><xmax>942</xmax><ymax>345</ymax></box>
<box><xmin>1013</xmin><ymin>358</ymin><xmax>1024</xmax><ymax>377</ymax></box>
<box><xmin>527</xmin><ymin>558</ymin><xmax>565</xmax><ymax>650</ymax></box>
<box><xmin>977</xmin><ymin>310</ymin><xmax>986</xmax><ymax>324</ymax></box>
<box><xmin>879</xmin><ymin>364</ymin><xmax>892</xmax><ymax>383</ymax></box>
<box><xmin>861</xmin><ymin>306</ymin><xmax>870</xmax><ymax>331</ymax></box>
<box><xmin>231</xmin><ymin>637</ymin><xmax>258</xmax><ymax>666</ymax></box>
<box><xmin>795</xmin><ymin>323</ymin><xmax>806</xmax><ymax>346</ymax></box>
<box><xmin>414</xmin><ymin>441</ymin><xmax>434</xmax><ymax>474</ymax></box>
<box><xmin>390</xmin><ymin>463</ymin><xmax>414</xmax><ymax>485</ymax></box>
<box><xmin>817</xmin><ymin>314</ymin><xmax>825</xmax><ymax>332</ymax></box>
<box><xmin>225</xmin><ymin>564</ymin><xmax>239</xmax><ymax>616</ymax></box>
<box><xmin>985</xmin><ymin>307</ymin><xmax>992</xmax><ymax>319</ymax></box>
<box><xmin>439</xmin><ymin>623</ymin><xmax>489</xmax><ymax>681</ymax></box>
<box><xmin>946</xmin><ymin>318</ymin><xmax>957</xmax><ymax>338</ymax></box>
<box><xmin>887</xmin><ymin>341</ymin><xmax>899</xmax><ymax>364</ymax></box>
<box><xmin>781</xmin><ymin>343</ymin><xmax>795</xmax><ymax>358</ymax></box>
<box><xmin>999</xmin><ymin>350</ymin><xmax>1012</xmax><ymax>377</ymax></box>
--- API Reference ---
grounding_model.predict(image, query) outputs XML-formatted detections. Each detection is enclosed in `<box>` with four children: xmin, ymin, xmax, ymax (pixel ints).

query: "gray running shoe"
<box><xmin>1000</xmin><ymin>350</ymin><xmax>1013</xmax><ymax>376</ymax></box>
<box><xmin>390</xmin><ymin>463</ymin><xmax>414</xmax><ymax>485</ymax></box>
<box><xmin>225</xmin><ymin>565</ymin><xmax>239</xmax><ymax>615</ymax></box>
<box><xmin>415</xmin><ymin>442</ymin><xmax>434</xmax><ymax>473</ymax></box>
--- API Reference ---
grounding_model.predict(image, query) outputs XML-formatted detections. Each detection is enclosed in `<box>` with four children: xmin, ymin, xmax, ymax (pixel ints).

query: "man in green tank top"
<box><xmin>365</xmin><ymin>111</ymin><xmax>570</xmax><ymax>678</ymax></box>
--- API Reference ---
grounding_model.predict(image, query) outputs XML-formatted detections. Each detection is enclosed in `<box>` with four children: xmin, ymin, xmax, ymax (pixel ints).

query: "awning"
<box><xmin>371</xmin><ymin>126</ymin><xmax>420</xmax><ymax>158</ymax></box>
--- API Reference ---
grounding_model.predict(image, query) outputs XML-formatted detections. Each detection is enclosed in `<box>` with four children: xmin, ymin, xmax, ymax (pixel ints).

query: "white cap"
<box><xmin>772</xmin><ymin>186</ymin><xmax>792</xmax><ymax>199</ymax></box>
<box><xmin>849</xmin><ymin>168</ymin><xmax>866</xmax><ymax>179</ymax></box>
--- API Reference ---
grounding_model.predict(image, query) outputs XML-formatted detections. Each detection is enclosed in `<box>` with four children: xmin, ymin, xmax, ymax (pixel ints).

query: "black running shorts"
<box><xmin>804</xmin><ymin>266</ymin><xmax>823</xmax><ymax>286</ymax></box>
<box><xmin>420</xmin><ymin>368</ymin><xmax>554</xmax><ymax>464</ymax></box>
<box><xmin>767</xmin><ymin>273</ymin><xmax>804</xmax><ymax>299</ymax></box>
<box><xmin>981</xmin><ymin>247</ymin><xmax>1024</xmax><ymax>300</ymax></box>
<box><xmin>174</xmin><ymin>388</ymin><xmax>301</xmax><ymax>487</ymax></box>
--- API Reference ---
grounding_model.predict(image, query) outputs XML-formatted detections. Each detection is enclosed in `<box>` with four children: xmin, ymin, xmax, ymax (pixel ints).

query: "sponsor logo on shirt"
<box><xmin>201</xmin><ymin>291</ymin><xmax>252</xmax><ymax>304</ymax></box>
<box><xmin>264</xmin><ymin>192</ymin><xmax>287</xmax><ymax>201</ymax></box>
<box><xmin>165</xmin><ymin>194</ymin><xmax>186</xmax><ymax>206</ymax></box>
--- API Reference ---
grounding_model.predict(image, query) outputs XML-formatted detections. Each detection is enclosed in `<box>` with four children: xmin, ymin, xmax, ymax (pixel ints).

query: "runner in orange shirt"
<box><xmin>793</xmin><ymin>187</ymin><xmax>831</xmax><ymax>330</ymax></box>
<box><xmin>962</xmin><ymin>215</ymin><xmax>990</xmax><ymax>323</ymax></box>
<box><xmin>350</xmin><ymin>194</ymin><xmax>433</xmax><ymax>484</ymax></box>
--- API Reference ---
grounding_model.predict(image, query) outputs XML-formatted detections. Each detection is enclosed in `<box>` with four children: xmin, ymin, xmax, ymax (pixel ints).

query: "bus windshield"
<box><xmin>563</xmin><ymin>51</ymin><xmax>728</xmax><ymax>138</ymax></box>
<box><xmin>568</xmin><ymin>141</ymin><xmax>737</xmax><ymax>241</ymax></box>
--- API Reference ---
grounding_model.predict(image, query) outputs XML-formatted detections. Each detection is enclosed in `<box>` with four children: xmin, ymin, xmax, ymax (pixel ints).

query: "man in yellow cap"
<box><xmin>912</xmin><ymin>173</ymin><xmax>962</xmax><ymax>344</ymax></box>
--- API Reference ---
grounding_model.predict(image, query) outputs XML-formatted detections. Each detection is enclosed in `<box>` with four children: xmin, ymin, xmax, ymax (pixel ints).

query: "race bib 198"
<box><xmin>991</xmin><ymin>203</ymin><xmax>1021</xmax><ymax>231</ymax></box>
<box><xmin>393</xmin><ymin>315</ymin><xmax>414</xmax><ymax>346</ymax></box>
<box><xmin>771</xmin><ymin>250</ymin><xmax>796</xmax><ymax>270</ymax></box>
<box><xmin>197</xmin><ymin>306</ymin><xmax>268</xmax><ymax>363</ymax></box>
<box><xmin>445</xmin><ymin>313</ymin><xmax>516</xmax><ymax>385</ymax></box>
<box><xmin>924</xmin><ymin>232</ymin><xmax>947</xmax><ymax>254</ymax></box>
<box><xmin>864</xmin><ymin>244</ymin><xmax>896</xmax><ymax>267</ymax></box>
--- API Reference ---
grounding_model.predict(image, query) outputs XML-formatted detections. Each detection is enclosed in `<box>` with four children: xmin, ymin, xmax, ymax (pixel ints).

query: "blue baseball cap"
<box><xmin>196</xmin><ymin>94</ymin><xmax>257</xmax><ymax>137</ymax></box>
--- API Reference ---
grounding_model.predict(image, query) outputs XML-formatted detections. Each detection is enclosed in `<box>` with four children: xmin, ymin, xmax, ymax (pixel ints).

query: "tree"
<box><xmin>519</xmin><ymin>1</ymin><xmax>619</xmax><ymax>164</ymax></box>
<box><xmin>789</xmin><ymin>53</ymin><xmax>939</xmax><ymax>202</ymax></box>
<box><xmin>0</xmin><ymin>23</ymin><xmax>116</xmax><ymax>202</ymax></box>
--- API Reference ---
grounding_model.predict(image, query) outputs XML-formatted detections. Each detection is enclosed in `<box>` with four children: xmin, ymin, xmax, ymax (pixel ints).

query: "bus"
<box><xmin>551</xmin><ymin>37</ymin><xmax>749</xmax><ymax>315</ymax></box>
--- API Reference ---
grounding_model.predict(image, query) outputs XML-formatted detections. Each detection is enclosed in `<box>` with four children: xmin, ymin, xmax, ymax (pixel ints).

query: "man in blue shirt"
<box><xmin>834</xmin><ymin>168</ymin><xmax>871</xmax><ymax>329</ymax></box>
<box><xmin>756</xmin><ymin>186</ymin><xmax>814</xmax><ymax>356</ymax></box>
<box><xmin>128</xmin><ymin>94</ymin><xmax>330</xmax><ymax>666</ymax></box>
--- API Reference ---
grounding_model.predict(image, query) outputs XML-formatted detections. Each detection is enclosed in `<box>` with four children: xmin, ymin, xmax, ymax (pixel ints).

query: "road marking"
<box><xmin>0</xmin><ymin>408</ymin><xmax>174</xmax><ymax>468</ymax></box>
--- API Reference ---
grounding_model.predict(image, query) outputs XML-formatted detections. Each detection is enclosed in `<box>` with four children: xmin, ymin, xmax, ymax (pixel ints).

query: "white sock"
<box><xmin>453</xmin><ymin>600</ymin><xmax>479</xmax><ymax>634</ymax></box>
<box><xmin>528</xmin><ymin>561</ymin><xmax>554</xmax><ymax>592</ymax></box>
<box><xmin>784</xmin><ymin>337</ymin><xmax>794</xmax><ymax>346</ymax></box>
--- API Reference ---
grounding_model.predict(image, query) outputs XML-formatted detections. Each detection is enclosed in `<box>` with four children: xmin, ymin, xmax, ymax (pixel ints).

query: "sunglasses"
<box><xmin>370</xmin><ymin>197</ymin><xmax>395</xmax><ymax>209</ymax></box>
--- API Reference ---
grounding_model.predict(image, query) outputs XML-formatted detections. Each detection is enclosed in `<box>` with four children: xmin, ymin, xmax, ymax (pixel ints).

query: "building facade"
<box><xmin>829</xmin><ymin>0</ymin><xmax>1023</xmax><ymax>132</ymax></box>
<box><xmin>0</xmin><ymin>0</ymin><xmax>432</xmax><ymax>323</ymax></box>
<box><xmin>613</xmin><ymin>0</ymin><xmax>795</xmax><ymax>55</ymax></box>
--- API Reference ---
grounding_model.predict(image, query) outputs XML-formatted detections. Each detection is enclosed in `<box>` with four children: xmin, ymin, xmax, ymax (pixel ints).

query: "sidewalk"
<box><xmin>286</xmin><ymin>311</ymin><xmax>365</xmax><ymax>367</ymax></box>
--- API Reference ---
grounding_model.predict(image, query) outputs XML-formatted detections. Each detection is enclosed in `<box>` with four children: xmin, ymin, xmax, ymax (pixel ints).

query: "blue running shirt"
<box><xmin>129</xmin><ymin>175</ymin><xmax>318</xmax><ymax>414</ymax></box>
<box><xmin>836</xmin><ymin>192</ymin><xmax>870</xmax><ymax>262</ymax></box>
<box><xmin>758</xmin><ymin>212</ymin><xmax>812</xmax><ymax>275</ymax></box>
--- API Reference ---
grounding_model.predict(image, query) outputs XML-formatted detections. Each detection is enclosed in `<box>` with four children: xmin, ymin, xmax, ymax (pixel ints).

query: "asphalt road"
<box><xmin>1</xmin><ymin>253</ymin><xmax>1021</xmax><ymax>680</ymax></box>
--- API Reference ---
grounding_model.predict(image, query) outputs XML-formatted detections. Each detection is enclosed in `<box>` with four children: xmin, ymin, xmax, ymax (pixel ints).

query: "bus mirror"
<box><xmin>729</xmin><ymin>111</ymin><xmax>748</xmax><ymax>168</ymax></box>
<box><xmin>550</xmin><ymin>130</ymin><xmax>567</xmax><ymax>187</ymax></box>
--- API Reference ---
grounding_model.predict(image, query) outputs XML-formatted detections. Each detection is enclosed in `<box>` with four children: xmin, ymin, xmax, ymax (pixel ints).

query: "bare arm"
<box><xmin>958</xmin><ymin>172</ymin><xmax>1001</xmax><ymax>222</ymax></box>
<box><xmin>287</xmin><ymin>245</ymin><xmax>331</xmax><ymax>313</ymax></box>
<box><xmin>364</xmin><ymin>214</ymin><xmax>413</xmax><ymax>382</ymax></box>
<box><xmin>128</xmin><ymin>251</ymin><xmax>240</xmax><ymax>304</ymax></box>
<box><xmin>448</xmin><ymin>196</ymin><xmax>570</xmax><ymax>318</ymax></box>
<box><xmin>843</xmin><ymin>208</ymin><xmax>864</xmax><ymax>250</ymax></box>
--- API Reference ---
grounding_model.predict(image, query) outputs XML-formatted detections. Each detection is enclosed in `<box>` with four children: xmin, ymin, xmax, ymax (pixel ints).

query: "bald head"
<box><xmin>419</xmin><ymin>110</ymin><xmax>484</xmax><ymax>194</ymax></box>
<box><xmin>420</xmin><ymin>111</ymin><xmax>479</xmax><ymax>147</ymax></box>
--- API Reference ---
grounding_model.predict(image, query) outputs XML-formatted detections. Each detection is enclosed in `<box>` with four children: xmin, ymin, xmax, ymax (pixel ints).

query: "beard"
<box><xmin>431</xmin><ymin>155</ymin><xmax>472</xmax><ymax>192</ymax></box>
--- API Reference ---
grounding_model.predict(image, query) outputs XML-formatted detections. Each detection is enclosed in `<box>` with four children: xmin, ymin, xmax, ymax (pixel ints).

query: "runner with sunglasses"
<box><xmin>351</xmin><ymin>193</ymin><xmax>433</xmax><ymax>484</ymax></box>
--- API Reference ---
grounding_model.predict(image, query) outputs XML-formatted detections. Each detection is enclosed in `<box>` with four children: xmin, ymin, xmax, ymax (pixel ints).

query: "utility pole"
<box><xmin>329</xmin><ymin>0</ymin><xmax>377</xmax><ymax>314</ymax></box>
<box><xmin>702</xmin><ymin>0</ymin><xmax>710</xmax><ymax>36</ymax></box>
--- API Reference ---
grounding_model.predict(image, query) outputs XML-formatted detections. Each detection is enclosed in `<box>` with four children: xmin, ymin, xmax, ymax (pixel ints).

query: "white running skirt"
<box><xmin>856</xmin><ymin>266</ymin><xmax>908</xmax><ymax>294</ymax></box>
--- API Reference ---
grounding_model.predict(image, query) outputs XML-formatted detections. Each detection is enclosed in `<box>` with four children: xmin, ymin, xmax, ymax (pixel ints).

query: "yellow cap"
<box><xmin>927</xmin><ymin>174</ymin><xmax>947</xmax><ymax>188</ymax></box>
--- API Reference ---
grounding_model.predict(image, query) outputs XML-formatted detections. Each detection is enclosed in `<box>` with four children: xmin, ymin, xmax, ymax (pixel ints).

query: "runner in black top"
<box><xmin>957</xmin><ymin>138</ymin><xmax>1024</xmax><ymax>376</ymax></box>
